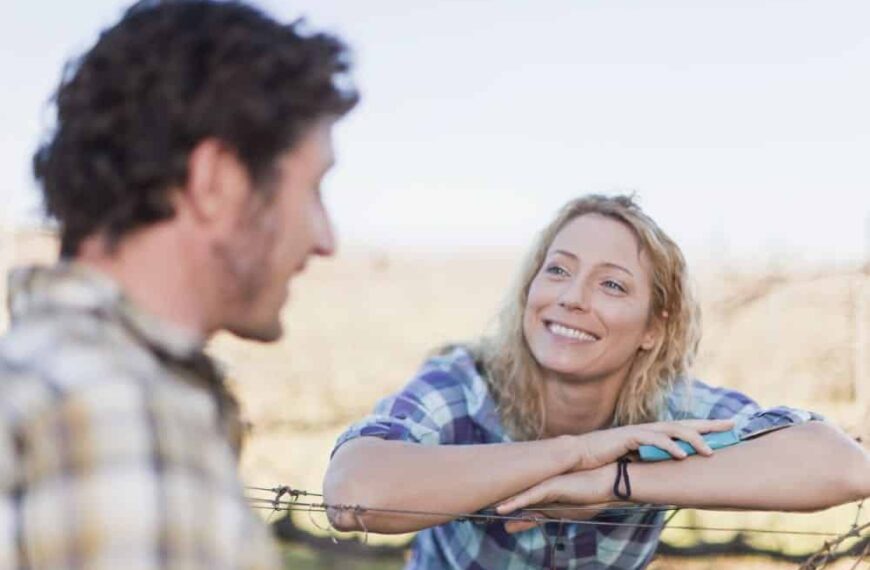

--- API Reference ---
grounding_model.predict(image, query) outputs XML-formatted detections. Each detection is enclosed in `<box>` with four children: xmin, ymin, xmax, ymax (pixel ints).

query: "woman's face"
<box><xmin>523</xmin><ymin>214</ymin><xmax>658</xmax><ymax>383</ymax></box>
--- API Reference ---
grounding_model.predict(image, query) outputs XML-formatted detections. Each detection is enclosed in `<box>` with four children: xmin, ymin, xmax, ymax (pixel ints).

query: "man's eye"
<box><xmin>602</xmin><ymin>280</ymin><xmax>627</xmax><ymax>293</ymax></box>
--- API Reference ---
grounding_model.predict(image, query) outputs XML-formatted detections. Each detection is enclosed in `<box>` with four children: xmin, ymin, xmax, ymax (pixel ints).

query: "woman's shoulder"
<box><xmin>412</xmin><ymin>344</ymin><xmax>492</xmax><ymax>409</ymax></box>
<box><xmin>665</xmin><ymin>378</ymin><xmax>760</xmax><ymax>420</ymax></box>
<box><xmin>364</xmin><ymin>343</ymin><xmax>506</xmax><ymax>444</ymax></box>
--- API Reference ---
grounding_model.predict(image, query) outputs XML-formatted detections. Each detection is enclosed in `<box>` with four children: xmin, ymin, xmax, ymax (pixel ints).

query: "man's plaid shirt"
<box><xmin>334</xmin><ymin>346</ymin><xmax>819</xmax><ymax>570</ymax></box>
<box><xmin>0</xmin><ymin>263</ymin><xmax>280</xmax><ymax>570</ymax></box>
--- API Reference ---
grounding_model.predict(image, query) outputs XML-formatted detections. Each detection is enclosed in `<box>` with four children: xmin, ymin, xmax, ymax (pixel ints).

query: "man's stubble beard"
<box><xmin>211</xmin><ymin>202</ymin><xmax>283</xmax><ymax>342</ymax></box>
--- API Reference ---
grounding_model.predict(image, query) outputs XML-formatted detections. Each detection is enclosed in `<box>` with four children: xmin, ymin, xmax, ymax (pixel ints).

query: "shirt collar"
<box><xmin>7</xmin><ymin>262</ymin><xmax>204</xmax><ymax>361</ymax></box>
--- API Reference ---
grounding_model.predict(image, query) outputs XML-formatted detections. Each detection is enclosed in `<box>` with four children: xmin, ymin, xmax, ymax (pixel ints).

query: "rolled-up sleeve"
<box><xmin>735</xmin><ymin>405</ymin><xmax>823</xmax><ymax>440</ymax></box>
<box><xmin>672</xmin><ymin>379</ymin><xmax>823</xmax><ymax>439</ymax></box>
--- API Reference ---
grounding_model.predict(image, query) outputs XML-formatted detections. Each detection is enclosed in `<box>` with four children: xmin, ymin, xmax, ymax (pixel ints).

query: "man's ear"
<box><xmin>184</xmin><ymin>138</ymin><xmax>252</xmax><ymax>225</ymax></box>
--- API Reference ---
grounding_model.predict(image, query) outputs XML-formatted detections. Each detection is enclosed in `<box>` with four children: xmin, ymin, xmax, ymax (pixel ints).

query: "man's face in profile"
<box><xmin>215</xmin><ymin>120</ymin><xmax>337</xmax><ymax>342</ymax></box>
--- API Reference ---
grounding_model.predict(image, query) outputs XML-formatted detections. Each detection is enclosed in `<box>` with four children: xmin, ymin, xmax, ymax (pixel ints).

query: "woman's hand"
<box><xmin>497</xmin><ymin>418</ymin><xmax>735</xmax><ymax>527</ymax></box>
<box><xmin>570</xmin><ymin>418</ymin><xmax>734</xmax><ymax>471</ymax></box>
<box><xmin>497</xmin><ymin>467</ymin><xmax>614</xmax><ymax>522</ymax></box>
<box><xmin>500</xmin><ymin>500</ymin><xmax>618</xmax><ymax>534</ymax></box>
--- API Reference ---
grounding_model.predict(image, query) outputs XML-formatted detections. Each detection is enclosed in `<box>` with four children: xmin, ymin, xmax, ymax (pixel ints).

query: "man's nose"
<box><xmin>312</xmin><ymin>210</ymin><xmax>336</xmax><ymax>257</ymax></box>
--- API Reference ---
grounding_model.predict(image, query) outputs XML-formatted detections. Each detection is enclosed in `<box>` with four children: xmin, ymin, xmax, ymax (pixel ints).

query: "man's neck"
<box><xmin>76</xmin><ymin>223</ymin><xmax>215</xmax><ymax>340</ymax></box>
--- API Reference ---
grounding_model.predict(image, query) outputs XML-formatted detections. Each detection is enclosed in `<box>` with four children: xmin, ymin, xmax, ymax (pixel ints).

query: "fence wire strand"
<box><xmin>245</xmin><ymin>485</ymin><xmax>869</xmax><ymax>568</ymax></box>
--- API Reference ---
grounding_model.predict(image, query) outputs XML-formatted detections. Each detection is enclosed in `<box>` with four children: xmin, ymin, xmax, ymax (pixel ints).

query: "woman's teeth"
<box><xmin>547</xmin><ymin>322</ymin><xmax>597</xmax><ymax>341</ymax></box>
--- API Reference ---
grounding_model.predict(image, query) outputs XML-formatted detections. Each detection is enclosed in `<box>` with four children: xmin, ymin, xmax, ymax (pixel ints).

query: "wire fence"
<box><xmin>245</xmin><ymin>485</ymin><xmax>869</xmax><ymax>570</ymax></box>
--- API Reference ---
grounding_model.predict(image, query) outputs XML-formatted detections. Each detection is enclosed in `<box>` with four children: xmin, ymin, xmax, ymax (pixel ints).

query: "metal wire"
<box><xmin>246</xmin><ymin>484</ymin><xmax>870</xmax><ymax>568</ymax></box>
<box><xmin>244</xmin><ymin>488</ymin><xmax>861</xmax><ymax>538</ymax></box>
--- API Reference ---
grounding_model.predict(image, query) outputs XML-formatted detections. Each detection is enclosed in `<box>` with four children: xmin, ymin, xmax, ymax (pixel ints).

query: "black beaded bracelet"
<box><xmin>613</xmin><ymin>457</ymin><xmax>632</xmax><ymax>500</ymax></box>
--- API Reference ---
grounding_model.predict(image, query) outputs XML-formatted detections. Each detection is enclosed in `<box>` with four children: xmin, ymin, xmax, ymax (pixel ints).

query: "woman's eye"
<box><xmin>544</xmin><ymin>264</ymin><xmax>568</xmax><ymax>277</ymax></box>
<box><xmin>602</xmin><ymin>280</ymin><xmax>627</xmax><ymax>293</ymax></box>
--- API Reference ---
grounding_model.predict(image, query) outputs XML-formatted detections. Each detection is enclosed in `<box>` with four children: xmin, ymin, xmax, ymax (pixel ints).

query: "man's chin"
<box><xmin>227</xmin><ymin>319</ymin><xmax>284</xmax><ymax>343</ymax></box>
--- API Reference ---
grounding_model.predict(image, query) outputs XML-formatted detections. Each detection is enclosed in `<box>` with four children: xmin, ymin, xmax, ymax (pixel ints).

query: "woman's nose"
<box><xmin>557</xmin><ymin>283</ymin><xmax>590</xmax><ymax>312</ymax></box>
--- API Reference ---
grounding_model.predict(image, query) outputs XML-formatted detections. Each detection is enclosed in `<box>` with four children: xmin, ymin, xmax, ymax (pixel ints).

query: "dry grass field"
<box><xmin>2</xmin><ymin>227</ymin><xmax>868</xmax><ymax>568</ymax></box>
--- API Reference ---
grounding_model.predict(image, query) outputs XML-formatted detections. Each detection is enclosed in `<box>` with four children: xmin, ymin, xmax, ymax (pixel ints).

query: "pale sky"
<box><xmin>2</xmin><ymin>0</ymin><xmax>868</xmax><ymax>265</ymax></box>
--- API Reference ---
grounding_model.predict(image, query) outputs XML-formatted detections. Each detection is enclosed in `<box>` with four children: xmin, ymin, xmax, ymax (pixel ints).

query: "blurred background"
<box><xmin>1</xmin><ymin>1</ymin><xmax>868</xmax><ymax>568</ymax></box>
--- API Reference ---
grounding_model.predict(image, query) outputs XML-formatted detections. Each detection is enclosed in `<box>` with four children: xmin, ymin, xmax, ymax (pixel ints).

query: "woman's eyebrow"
<box><xmin>551</xmin><ymin>250</ymin><xmax>634</xmax><ymax>277</ymax></box>
<box><xmin>600</xmin><ymin>262</ymin><xmax>634</xmax><ymax>277</ymax></box>
<box><xmin>550</xmin><ymin>249</ymin><xmax>578</xmax><ymax>260</ymax></box>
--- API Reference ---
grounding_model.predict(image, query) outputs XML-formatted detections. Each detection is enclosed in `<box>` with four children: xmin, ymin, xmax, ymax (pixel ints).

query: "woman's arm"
<box><xmin>324</xmin><ymin>419</ymin><xmax>732</xmax><ymax>533</ymax></box>
<box><xmin>324</xmin><ymin>435</ymin><xmax>578</xmax><ymax>533</ymax></box>
<box><xmin>498</xmin><ymin>421</ymin><xmax>870</xmax><ymax>520</ymax></box>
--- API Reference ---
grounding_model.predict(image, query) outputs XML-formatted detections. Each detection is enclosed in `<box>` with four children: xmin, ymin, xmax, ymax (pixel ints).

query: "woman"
<box><xmin>324</xmin><ymin>195</ymin><xmax>869</xmax><ymax>569</ymax></box>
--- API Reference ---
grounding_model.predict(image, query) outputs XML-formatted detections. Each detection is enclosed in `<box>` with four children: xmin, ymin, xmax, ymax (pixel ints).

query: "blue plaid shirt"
<box><xmin>334</xmin><ymin>346</ymin><xmax>819</xmax><ymax>570</ymax></box>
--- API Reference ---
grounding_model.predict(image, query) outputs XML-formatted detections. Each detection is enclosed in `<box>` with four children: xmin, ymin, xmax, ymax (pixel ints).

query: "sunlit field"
<box><xmin>2</xmin><ymin>227</ymin><xmax>867</xmax><ymax>569</ymax></box>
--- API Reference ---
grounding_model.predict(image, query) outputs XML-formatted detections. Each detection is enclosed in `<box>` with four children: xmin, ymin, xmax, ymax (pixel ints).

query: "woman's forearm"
<box><xmin>497</xmin><ymin>421</ymin><xmax>869</xmax><ymax>519</ymax></box>
<box><xmin>323</xmin><ymin>436</ymin><xmax>578</xmax><ymax>533</ymax></box>
<box><xmin>324</xmin><ymin>418</ymin><xmax>735</xmax><ymax>533</ymax></box>
<box><xmin>627</xmin><ymin>422</ymin><xmax>870</xmax><ymax>510</ymax></box>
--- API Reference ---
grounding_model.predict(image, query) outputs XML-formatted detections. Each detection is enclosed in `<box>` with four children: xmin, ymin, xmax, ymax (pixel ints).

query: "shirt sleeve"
<box><xmin>0</xmin><ymin>406</ymin><xmax>17</xmax><ymax>570</ymax></box>
<box><xmin>3</xmin><ymin>373</ymin><xmax>280</xmax><ymax>570</ymax></box>
<box><xmin>333</xmin><ymin>350</ymin><xmax>481</xmax><ymax>454</ymax></box>
<box><xmin>671</xmin><ymin>379</ymin><xmax>824</xmax><ymax>439</ymax></box>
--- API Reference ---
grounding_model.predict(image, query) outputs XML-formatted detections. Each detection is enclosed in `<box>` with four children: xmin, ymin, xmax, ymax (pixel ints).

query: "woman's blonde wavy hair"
<box><xmin>476</xmin><ymin>194</ymin><xmax>700</xmax><ymax>440</ymax></box>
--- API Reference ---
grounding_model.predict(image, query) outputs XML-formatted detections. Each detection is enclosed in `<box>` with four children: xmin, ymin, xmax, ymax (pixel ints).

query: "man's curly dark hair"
<box><xmin>33</xmin><ymin>0</ymin><xmax>359</xmax><ymax>257</ymax></box>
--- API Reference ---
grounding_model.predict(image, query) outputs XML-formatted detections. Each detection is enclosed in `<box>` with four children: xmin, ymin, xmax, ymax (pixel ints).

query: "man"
<box><xmin>0</xmin><ymin>1</ymin><xmax>357</xmax><ymax>568</ymax></box>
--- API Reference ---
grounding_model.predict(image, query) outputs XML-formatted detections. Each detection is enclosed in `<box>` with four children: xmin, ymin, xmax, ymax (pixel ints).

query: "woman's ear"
<box><xmin>640</xmin><ymin>331</ymin><xmax>657</xmax><ymax>351</ymax></box>
<box><xmin>640</xmin><ymin>310</ymin><xmax>668</xmax><ymax>351</ymax></box>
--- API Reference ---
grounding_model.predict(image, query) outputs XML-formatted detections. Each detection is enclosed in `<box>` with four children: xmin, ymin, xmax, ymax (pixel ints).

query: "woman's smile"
<box><xmin>543</xmin><ymin>320</ymin><xmax>599</xmax><ymax>343</ymax></box>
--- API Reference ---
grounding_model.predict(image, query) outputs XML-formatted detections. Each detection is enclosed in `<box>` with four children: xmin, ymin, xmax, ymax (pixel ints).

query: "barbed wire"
<box><xmin>798</xmin><ymin>499</ymin><xmax>868</xmax><ymax>570</ymax></box>
<box><xmin>245</xmin><ymin>485</ymin><xmax>869</xmax><ymax>569</ymax></box>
